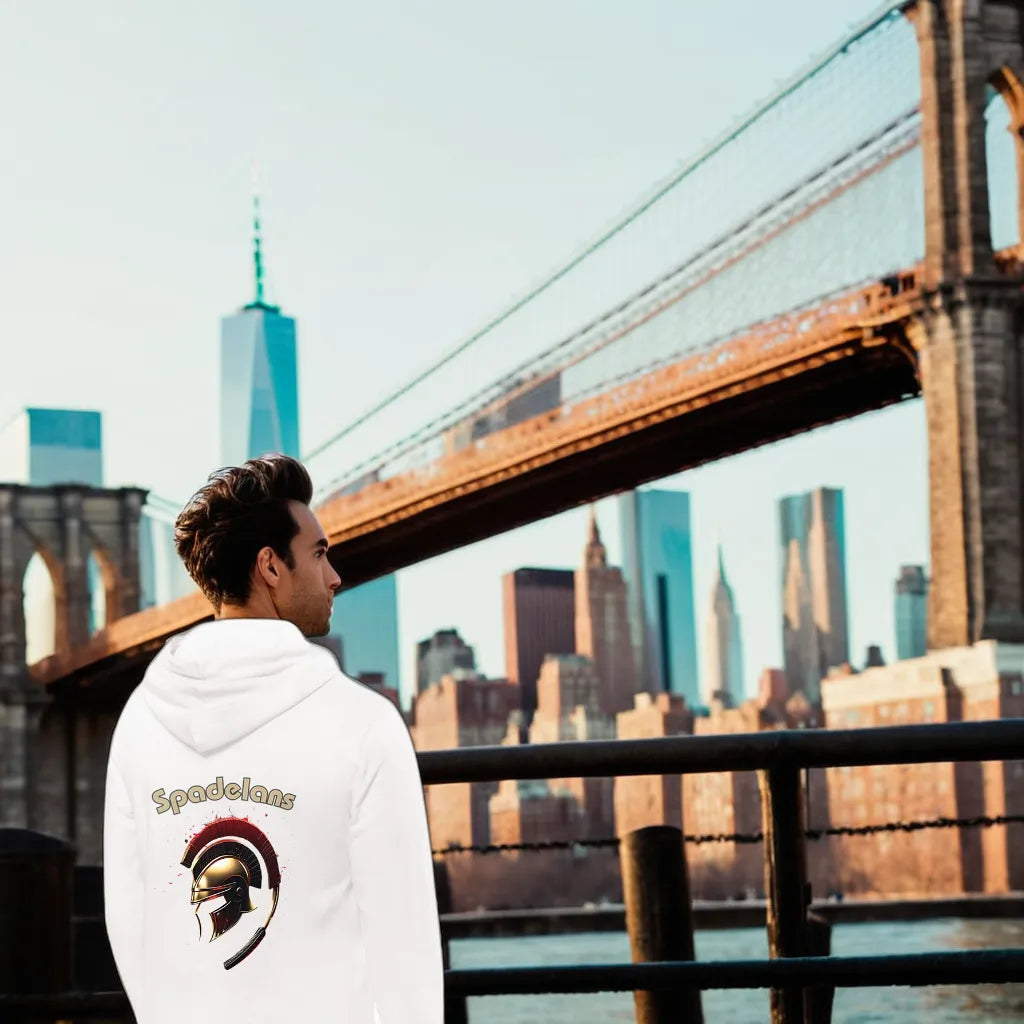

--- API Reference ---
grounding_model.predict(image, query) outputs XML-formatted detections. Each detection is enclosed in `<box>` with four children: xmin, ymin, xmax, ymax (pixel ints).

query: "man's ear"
<box><xmin>254</xmin><ymin>546</ymin><xmax>281</xmax><ymax>589</ymax></box>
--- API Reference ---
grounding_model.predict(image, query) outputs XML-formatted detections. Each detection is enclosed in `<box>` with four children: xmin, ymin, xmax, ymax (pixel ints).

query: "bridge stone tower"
<box><xmin>909</xmin><ymin>0</ymin><xmax>1024</xmax><ymax>649</ymax></box>
<box><xmin>0</xmin><ymin>483</ymin><xmax>146</xmax><ymax>828</ymax></box>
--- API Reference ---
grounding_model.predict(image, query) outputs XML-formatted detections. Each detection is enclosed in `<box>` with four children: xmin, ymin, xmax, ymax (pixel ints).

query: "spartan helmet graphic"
<box><xmin>190</xmin><ymin>841</ymin><xmax>259</xmax><ymax>940</ymax></box>
<box><xmin>181</xmin><ymin>819</ymin><xmax>281</xmax><ymax>970</ymax></box>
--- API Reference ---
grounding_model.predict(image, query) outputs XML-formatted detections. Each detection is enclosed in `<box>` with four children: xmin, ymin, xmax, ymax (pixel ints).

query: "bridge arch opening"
<box><xmin>23</xmin><ymin>550</ymin><xmax>59</xmax><ymax>664</ymax></box>
<box><xmin>986</xmin><ymin>68</ymin><xmax>1024</xmax><ymax>250</ymax></box>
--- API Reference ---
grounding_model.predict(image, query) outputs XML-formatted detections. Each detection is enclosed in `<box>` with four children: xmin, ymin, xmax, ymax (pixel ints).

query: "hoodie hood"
<box><xmin>141</xmin><ymin>618</ymin><xmax>339</xmax><ymax>755</ymax></box>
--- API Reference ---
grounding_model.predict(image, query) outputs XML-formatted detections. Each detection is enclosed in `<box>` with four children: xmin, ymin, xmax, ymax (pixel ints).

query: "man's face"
<box><xmin>273</xmin><ymin>501</ymin><xmax>341</xmax><ymax>637</ymax></box>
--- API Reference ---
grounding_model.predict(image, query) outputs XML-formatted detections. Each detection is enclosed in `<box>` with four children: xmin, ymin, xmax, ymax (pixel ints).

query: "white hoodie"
<box><xmin>103</xmin><ymin>618</ymin><xmax>444</xmax><ymax>1024</ymax></box>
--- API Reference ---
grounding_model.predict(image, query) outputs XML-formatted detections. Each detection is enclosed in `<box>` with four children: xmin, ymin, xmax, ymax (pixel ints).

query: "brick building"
<box><xmin>489</xmin><ymin>778</ymin><xmax>586</xmax><ymax>855</ymax></box>
<box><xmin>613</xmin><ymin>691</ymin><xmax>694</xmax><ymax>837</ymax></box>
<box><xmin>576</xmin><ymin>508</ymin><xmax>637</xmax><ymax>716</ymax></box>
<box><xmin>411</xmin><ymin>674</ymin><xmax>519</xmax><ymax>852</ymax></box>
<box><xmin>528</xmin><ymin>654</ymin><xmax>616</xmax><ymax>839</ymax></box>
<box><xmin>821</xmin><ymin>642</ymin><xmax>1024</xmax><ymax>896</ymax></box>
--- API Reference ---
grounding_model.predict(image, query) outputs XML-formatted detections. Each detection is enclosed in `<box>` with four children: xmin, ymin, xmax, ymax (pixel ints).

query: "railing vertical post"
<box><xmin>433</xmin><ymin>855</ymin><xmax>468</xmax><ymax>1024</ymax></box>
<box><xmin>619</xmin><ymin>825</ymin><xmax>703</xmax><ymax>1024</ymax></box>
<box><xmin>759</xmin><ymin>764</ymin><xmax>808</xmax><ymax>1024</ymax></box>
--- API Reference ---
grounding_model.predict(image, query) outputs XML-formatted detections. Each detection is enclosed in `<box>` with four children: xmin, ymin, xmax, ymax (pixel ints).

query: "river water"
<box><xmin>449</xmin><ymin>918</ymin><xmax>1024</xmax><ymax>1022</ymax></box>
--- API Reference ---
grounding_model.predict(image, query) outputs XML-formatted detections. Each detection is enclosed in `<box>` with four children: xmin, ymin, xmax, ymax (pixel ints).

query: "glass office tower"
<box><xmin>894</xmin><ymin>564</ymin><xmax>928</xmax><ymax>660</ymax></box>
<box><xmin>220</xmin><ymin>190</ymin><xmax>300</xmax><ymax>466</ymax></box>
<box><xmin>618</xmin><ymin>488</ymin><xmax>699</xmax><ymax>707</ymax></box>
<box><xmin>330</xmin><ymin>575</ymin><xmax>402</xmax><ymax>702</ymax></box>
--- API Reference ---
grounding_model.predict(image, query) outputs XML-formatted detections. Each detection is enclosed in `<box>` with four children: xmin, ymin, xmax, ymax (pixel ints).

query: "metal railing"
<box><xmin>417</xmin><ymin>719</ymin><xmax>1024</xmax><ymax>1023</ymax></box>
<box><xmin>3</xmin><ymin>720</ymin><xmax>1024</xmax><ymax>1023</ymax></box>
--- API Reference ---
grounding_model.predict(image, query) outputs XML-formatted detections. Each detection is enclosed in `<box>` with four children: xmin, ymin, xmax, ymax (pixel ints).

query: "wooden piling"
<box><xmin>433</xmin><ymin>856</ymin><xmax>469</xmax><ymax>1024</ymax></box>
<box><xmin>759</xmin><ymin>765</ymin><xmax>809</xmax><ymax>1024</ymax></box>
<box><xmin>619</xmin><ymin>825</ymin><xmax>703</xmax><ymax>1024</ymax></box>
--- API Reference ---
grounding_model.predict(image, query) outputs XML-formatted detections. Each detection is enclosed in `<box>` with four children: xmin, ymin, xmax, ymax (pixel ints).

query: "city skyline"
<box><xmin>0</xmin><ymin>0</ymin><xmax>930</xmax><ymax>700</ymax></box>
<box><xmin>408</xmin><ymin>478</ymin><xmax>922</xmax><ymax>714</ymax></box>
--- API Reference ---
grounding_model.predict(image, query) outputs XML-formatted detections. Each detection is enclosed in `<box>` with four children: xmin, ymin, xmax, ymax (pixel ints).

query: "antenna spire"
<box><xmin>251</xmin><ymin>163</ymin><xmax>265</xmax><ymax>306</ymax></box>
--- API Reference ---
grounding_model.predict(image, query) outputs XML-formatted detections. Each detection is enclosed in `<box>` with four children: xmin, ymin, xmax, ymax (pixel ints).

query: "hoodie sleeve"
<box><xmin>350</xmin><ymin>704</ymin><xmax>444</xmax><ymax>1024</ymax></box>
<box><xmin>103</xmin><ymin>750</ymin><xmax>146</xmax><ymax>1017</ymax></box>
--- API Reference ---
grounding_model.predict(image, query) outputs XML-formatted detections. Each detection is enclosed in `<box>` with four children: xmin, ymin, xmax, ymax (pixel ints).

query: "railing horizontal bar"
<box><xmin>417</xmin><ymin>720</ymin><xmax>1024</xmax><ymax>784</ymax></box>
<box><xmin>444</xmin><ymin>949</ymin><xmax>1024</xmax><ymax>996</ymax></box>
<box><xmin>6</xmin><ymin>948</ymin><xmax>1023</xmax><ymax>1016</ymax></box>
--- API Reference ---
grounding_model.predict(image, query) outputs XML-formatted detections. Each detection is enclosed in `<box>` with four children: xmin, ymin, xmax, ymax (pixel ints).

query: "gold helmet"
<box><xmin>189</xmin><ymin>841</ymin><xmax>261</xmax><ymax>941</ymax></box>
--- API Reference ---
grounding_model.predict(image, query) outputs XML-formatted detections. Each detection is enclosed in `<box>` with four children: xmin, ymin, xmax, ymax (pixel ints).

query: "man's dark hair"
<box><xmin>174</xmin><ymin>454</ymin><xmax>314</xmax><ymax>610</ymax></box>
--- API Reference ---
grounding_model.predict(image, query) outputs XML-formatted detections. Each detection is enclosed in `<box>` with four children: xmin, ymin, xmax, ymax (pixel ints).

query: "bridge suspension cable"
<box><xmin>304</xmin><ymin>0</ymin><xmax>918</xmax><ymax>494</ymax></box>
<box><xmin>312</xmin><ymin>105</ymin><xmax>921</xmax><ymax>501</ymax></box>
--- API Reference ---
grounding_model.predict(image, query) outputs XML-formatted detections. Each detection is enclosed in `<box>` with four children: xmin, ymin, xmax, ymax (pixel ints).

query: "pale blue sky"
<box><xmin>2</xmin><ymin>1</ymin><xmax>940</xmax><ymax>705</ymax></box>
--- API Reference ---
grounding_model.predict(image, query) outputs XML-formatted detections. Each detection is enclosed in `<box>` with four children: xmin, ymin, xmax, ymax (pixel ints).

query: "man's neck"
<box><xmin>216</xmin><ymin>594</ymin><xmax>281</xmax><ymax>622</ymax></box>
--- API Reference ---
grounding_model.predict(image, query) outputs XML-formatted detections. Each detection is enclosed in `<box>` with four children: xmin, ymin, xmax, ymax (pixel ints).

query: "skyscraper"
<box><xmin>218</xmin><ymin>182</ymin><xmax>400</xmax><ymax>700</ymax></box>
<box><xmin>895</xmin><ymin>564</ymin><xmax>928</xmax><ymax>660</ymax></box>
<box><xmin>618</xmin><ymin>488</ymin><xmax>698</xmax><ymax>705</ymax></box>
<box><xmin>705</xmin><ymin>546</ymin><xmax>744</xmax><ymax>705</ymax></box>
<box><xmin>779</xmin><ymin>487</ymin><xmax>849</xmax><ymax>704</ymax></box>
<box><xmin>220</xmin><ymin>186</ymin><xmax>299</xmax><ymax>465</ymax></box>
<box><xmin>502</xmin><ymin>567</ymin><xmax>576</xmax><ymax>724</ymax></box>
<box><xmin>576</xmin><ymin>508</ymin><xmax>637</xmax><ymax>716</ymax></box>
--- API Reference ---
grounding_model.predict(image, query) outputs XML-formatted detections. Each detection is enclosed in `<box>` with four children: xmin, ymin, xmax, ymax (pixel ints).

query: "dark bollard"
<box><xmin>619</xmin><ymin>825</ymin><xmax>704</xmax><ymax>1024</ymax></box>
<box><xmin>433</xmin><ymin>856</ymin><xmax>469</xmax><ymax>1024</ymax></box>
<box><xmin>0</xmin><ymin>828</ymin><xmax>75</xmax><ymax>996</ymax></box>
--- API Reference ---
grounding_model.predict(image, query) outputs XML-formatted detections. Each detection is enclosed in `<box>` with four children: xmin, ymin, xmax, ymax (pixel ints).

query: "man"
<box><xmin>103</xmin><ymin>454</ymin><xmax>443</xmax><ymax>1023</ymax></box>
